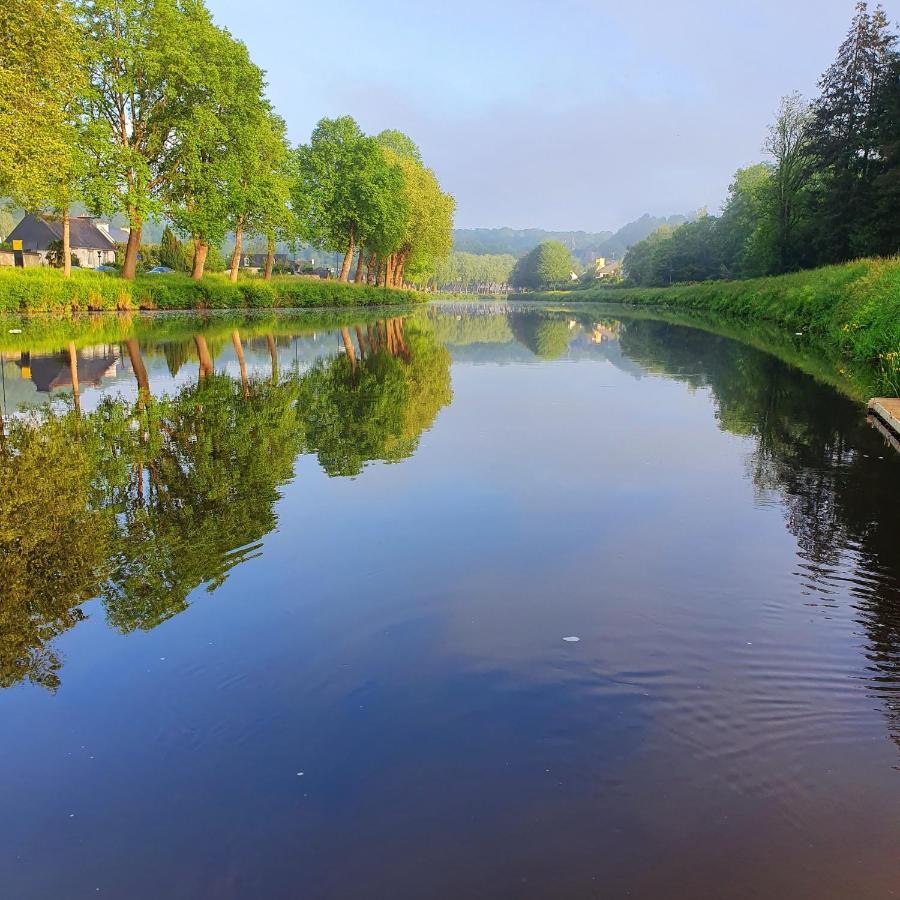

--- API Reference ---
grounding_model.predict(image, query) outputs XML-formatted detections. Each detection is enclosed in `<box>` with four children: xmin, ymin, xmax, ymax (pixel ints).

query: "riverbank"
<box><xmin>526</xmin><ymin>257</ymin><xmax>900</xmax><ymax>393</ymax></box>
<box><xmin>0</xmin><ymin>268</ymin><xmax>422</xmax><ymax>313</ymax></box>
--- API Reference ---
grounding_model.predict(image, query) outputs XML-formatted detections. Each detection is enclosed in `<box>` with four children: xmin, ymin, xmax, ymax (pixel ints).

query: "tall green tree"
<box><xmin>764</xmin><ymin>93</ymin><xmax>815</xmax><ymax>272</ymax></box>
<box><xmin>0</xmin><ymin>0</ymin><xmax>86</xmax><ymax>277</ymax></box>
<box><xmin>808</xmin><ymin>1</ymin><xmax>898</xmax><ymax>261</ymax></box>
<box><xmin>162</xmin><ymin>19</ymin><xmax>269</xmax><ymax>280</ymax></box>
<box><xmin>74</xmin><ymin>0</ymin><xmax>197</xmax><ymax>279</ymax></box>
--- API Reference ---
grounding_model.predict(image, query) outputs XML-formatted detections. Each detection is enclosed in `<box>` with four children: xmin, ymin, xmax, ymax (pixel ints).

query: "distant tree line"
<box><xmin>432</xmin><ymin>252</ymin><xmax>517</xmax><ymax>293</ymax></box>
<box><xmin>624</xmin><ymin>2</ymin><xmax>900</xmax><ymax>287</ymax></box>
<box><xmin>0</xmin><ymin>0</ymin><xmax>454</xmax><ymax>286</ymax></box>
<box><xmin>452</xmin><ymin>215</ymin><xmax>690</xmax><ymax>264</ymax></box>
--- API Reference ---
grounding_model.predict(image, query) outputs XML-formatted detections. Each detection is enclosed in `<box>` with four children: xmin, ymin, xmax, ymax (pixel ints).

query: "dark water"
<box><xmin>1</xmin><ymin>305</ymin><xmax>898</xmax><ymax>899</ymax></box>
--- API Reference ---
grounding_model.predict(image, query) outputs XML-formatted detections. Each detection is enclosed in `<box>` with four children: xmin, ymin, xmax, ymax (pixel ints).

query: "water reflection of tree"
<box><xmin>620</xmin><ymin>320</ymin><xmax>900</xmax><ymax>753</ymax></box>
<box><xmin>298</xmin><ymin>318</ymin><xmax>452</xmax><ymax>476</ymax></box>
<box><xmin>508</xmin><ymin>312</ymin><xmax>573</xmax><ymax>360</ymax></box>
<box><xmin>0</xmin><ymin>415</ymin><xmax>110</xmax><ymax>691</ymax></box>
<box><xmin>0</xmin><ymin>318</ymin><xmax>452</xmax><ymax>689</ymax></box>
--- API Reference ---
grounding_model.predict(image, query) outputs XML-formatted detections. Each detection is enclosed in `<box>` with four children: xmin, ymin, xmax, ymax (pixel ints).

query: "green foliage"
<box><xmin>508</xmin><ymin>313</ymin><xmax>573</xmax><ymax>360</ymax></box>
<box><xmin>0</xmin><ymin>0</ymin><xmax>83</xmax><ymax>213</ymax></box>
<box><xmin>0</xmin><ymin>412</ymin><xmax>111</xmax><ymax>690</ymax></box>
<box><xmin>294</xmin><ymin>117</ymin><xmax>391</xmax><ymax>261</ymax></box>
<box><xmin>432</xmin><ymin>252</ymin><xmax>516</xmax><ymax>291</ymax></box>
<box><xmin>623</xmin><ymin>5</ymin><xmax>900</xmax><ymax>285</ymax></box>
<box><xmin>541</xmin><ymin>256</ymin><xmax>900</xmax><ymax>388</ymax></box>
<box><xmin>510</xmin><ymin>240</ymin><xmax>578</xmax><ymax>290</ymax></box>
<box><xmin>0</xmin><ymin>268</ymin><xmax>423</xmax><ymax>313</ymax></box>
<box><xmin>159</xmin><ymin>226</ymin><xmax>190</xmax><ymax>272</ymax></box>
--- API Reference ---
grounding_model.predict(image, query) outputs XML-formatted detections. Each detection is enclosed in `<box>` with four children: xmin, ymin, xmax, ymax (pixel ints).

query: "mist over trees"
<box><xmin>453</xmin><ymin>215</ymin><xmax>690</xmax><ymax>265</ymax></box>
<box><xmin>623</xmin><ymin>2</ymin><xmax>899</xmax><ymax>287</ymax></box>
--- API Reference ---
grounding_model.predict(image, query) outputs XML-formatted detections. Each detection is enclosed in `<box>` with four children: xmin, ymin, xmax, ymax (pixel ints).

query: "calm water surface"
<box><xmin>1</xmin><ymin>305</ymin><xmax>898</xmax><ymax>898</ymax></box>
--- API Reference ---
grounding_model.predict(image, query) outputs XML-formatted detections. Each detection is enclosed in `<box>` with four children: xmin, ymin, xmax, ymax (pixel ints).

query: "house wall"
<box><xmin>0</xmin><ymin>250</ymin><xmax>44</xmax><ymax>268</ymax></box>
<box><xmin>0</xmin><ymin>248</ymin><xmax>115</xmax><ymax>269</ymax></box>
<box><xmin>73</xmin><ymin>248</ymin><xmax>116</xmax><ymax>268</ymax></box>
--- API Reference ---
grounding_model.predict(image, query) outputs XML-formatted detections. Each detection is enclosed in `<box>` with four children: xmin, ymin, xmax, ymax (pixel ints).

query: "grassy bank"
<box><xmin>0</xmin><ymin>268</ymin><xmax>422</xmax><ymax>313</ymax></box>
<box><xmin>528</xmin><ymin>258</ymin><xmax>900</xmax><ymax>392</ymax></box>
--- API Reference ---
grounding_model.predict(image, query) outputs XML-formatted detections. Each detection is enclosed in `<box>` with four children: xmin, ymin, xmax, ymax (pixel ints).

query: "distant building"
<box><xmin>240</xmin><ymin>253</ymin><xmax>296</xmax><ymax>272</ymax></box>
<box><xmin>5</xmin><ymin>214</ymin><xmax>118</xmax><ymax>268</ymax></box>
<box><xmin>594</xmin><ymin>258</ymin><xmax>622</xmax><ymax>280</ymax></box>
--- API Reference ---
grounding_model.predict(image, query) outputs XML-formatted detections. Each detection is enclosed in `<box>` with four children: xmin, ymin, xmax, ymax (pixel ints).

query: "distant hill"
<box><xmin>453</xmin><ymin>214</ymin><xmax>691</xmax><ymax>263</ymax></box>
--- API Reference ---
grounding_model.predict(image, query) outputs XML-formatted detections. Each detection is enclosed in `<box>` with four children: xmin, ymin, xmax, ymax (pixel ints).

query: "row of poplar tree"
<box><xmin>0</xmin><ymin>0</ymin><xmax>454</xmax><ymax>286</ymax></box>
<box><xmin>624</xmin><ymin>2</ymin><xmax>900</xmax><ymax>287</ymax></box>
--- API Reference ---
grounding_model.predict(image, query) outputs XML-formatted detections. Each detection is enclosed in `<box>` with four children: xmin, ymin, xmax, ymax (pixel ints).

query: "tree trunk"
<box><xmin>376</xmin><ymin>258</ymin><xmax>385</xmax><ymax>287</ymax></box>
<box><xmin>125</xmin><ymin>338</ymin><xmax>150</xmax><ymax>398</ymax></box>
<box><xmin>229</xmin><ymin>220</ymin><xmax>243</xmax><ymax>282</ymax></box>
<box><xmin>385</xmin><ymin>254</ymin><xmax>396</xmax><ymax>288</ymax></box>
<box><xmin>366</xmin><ymin>254</ymin><xmax>376</xmax><ymax>285</ymax></box>
<box><xmin>354</xmin><ymin>249</ymin><xmax>366</xmax><ymax>284</ymax></box>
<box><xmin>340</xmin><ymin>327</ymin><xmax>357</xmax><ymax>370</ymax></box>
<box><xmin>122</xmin><ymin>219</ymin><xmax>143</xmax><ymax>281</ymax></box>
<box><xmin>195</xmin><ymin>335</ymin><xmax>214</xmax><ymax>380</ymax></box>
<box><xmin>264</xmin><ymin>234</ymin><xmax>275</xmax><ymax>281</ymax></box>
<box><xmin>62</xmin><ymin>208</ymin><xmax>72</xmax><ymax>278</ymax></box>
<box><xmin>191</xmin><ymin>239</ymin><xmax>208</xmax><ymax>280</ymax></box>
<box><xmin>354</xmin><ymin>325</ymin><xmax>367</xmax><ymax>359</ymax></box>
<box><xmin>231</xmin><ymin>330</ymin><xmax>249</xmax><ymax>398</ymax></box>
<box><xmin>67</xmin><ymin>341</ymin><xmax>80</xmax><ymax>414</ymax></box>
<box><xmin>266</xmin><ymin>334</ymin><xmax>278</xmax><ymax>383</ymax></box>
<box><xmin>339</xmin><ymin>230</ymin><xmax>355</xmax><ymax>282</ymax></box>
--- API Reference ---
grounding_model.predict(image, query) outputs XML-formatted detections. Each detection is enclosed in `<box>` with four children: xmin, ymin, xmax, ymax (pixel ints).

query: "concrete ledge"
<box><xmin>868</xmin><ymin>398</ymin><xmax>900</xmax><ymax>446</ymax></box>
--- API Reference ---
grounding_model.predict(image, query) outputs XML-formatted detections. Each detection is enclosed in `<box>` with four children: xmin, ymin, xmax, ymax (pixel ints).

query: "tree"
<box><xmin>510</xmin><ymin>240</ymin><xmax>576</xmax><ymax>290</ymax></box>
<box><xmin>375</xmin><ymin>130</ymin><xmax>423</xmax><ymax>164</ymax></box>
<box><xmin>162</xmin><ymin>19</ymin><xmax>269</xmax><ymax>280</ymax></box>
<box><xmin>159</xmin><ymin>225</ymin><xmax>189</xmax><ymax>271</ymax></box>
<box><xmin>869</xmin><ymin>56</ymin><xmax>900</xmax><ymax>254</ymax></box>
<box><xmin>0</xmin><ymin>0</ymin><xmax>86</xmax><ymax>277</ymax></box>
<box><xmin>718</xmin><ymin>164</ymin><xmax>776</xmax><ymax>278</ymax></box>
<box><xmin>294</xmin><ymin>117</ymin><xmax>389</xmax><ymax>282</ymax></box>
<box><xmin>808</xmin><ymin>2</ymin><xmax>899</xmax><ymax>261</ymax></box>
<box><xmin>764</xmin><ymin>93</ymin><xmax>815</xmax><ymax>272</ymax></box>
<box><xmin>384</xmin><ymin>152</ymin><xmax>454</xmax><ymax>287</ymax></box>
<box><xmin>225</xmin><ymin>109</ymin><xmax>293</xmax><ymax>283</ymax></box>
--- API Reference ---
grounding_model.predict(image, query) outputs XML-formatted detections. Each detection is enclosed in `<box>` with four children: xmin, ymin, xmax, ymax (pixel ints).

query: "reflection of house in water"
<box><xmin>16</xmin><ymin>348</ymin><xmax>118</xmax><ymax>393</ymax></box>
<box><xmin>591</xmin><ymin>323</ymin><xmax>621</xmax><ymax>344</ymax></box>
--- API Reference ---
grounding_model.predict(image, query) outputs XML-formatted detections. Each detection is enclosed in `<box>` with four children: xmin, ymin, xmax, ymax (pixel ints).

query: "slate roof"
<box><xmin>7</xmin><ymin>214</ymin><xmax>118</xmax><ymax>251</ymax></box>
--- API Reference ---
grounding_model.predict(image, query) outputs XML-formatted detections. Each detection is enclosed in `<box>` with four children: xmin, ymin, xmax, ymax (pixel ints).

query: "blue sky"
<box><xmin>207</xmin><ymin>0</ymin><xmax>897</xmax><ymax>231</ymax></box>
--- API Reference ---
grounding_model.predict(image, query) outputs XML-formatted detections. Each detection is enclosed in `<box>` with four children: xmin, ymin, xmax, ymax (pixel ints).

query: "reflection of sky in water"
<box><xmin>1</xmin><ymin>308</ymin><xmax>899</xmax><ymax>899</ymax></box>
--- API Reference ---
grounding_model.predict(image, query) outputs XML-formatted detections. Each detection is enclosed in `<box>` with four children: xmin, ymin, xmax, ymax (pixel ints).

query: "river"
<box><xmin>1</xmin><ymin>304</ymin><xmax>898</xmax><ymax>898</ymax></box>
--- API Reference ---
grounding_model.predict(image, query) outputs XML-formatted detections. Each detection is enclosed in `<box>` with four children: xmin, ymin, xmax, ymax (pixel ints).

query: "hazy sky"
<box><xmin>207</xmin><ymin>0</ymin><xmax>897</xmax><ymax>231</ymax></box>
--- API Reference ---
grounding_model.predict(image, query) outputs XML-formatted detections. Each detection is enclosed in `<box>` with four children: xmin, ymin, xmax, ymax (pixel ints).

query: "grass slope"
<box><xmin>529</xmin><ymin>258</ymin><xmax>900</xmax><ymax>392</ymax></box>
<box><xmin>0</xmin><ymin>269</ymin><xmax>422</xmax><ymax>313</ymax></box>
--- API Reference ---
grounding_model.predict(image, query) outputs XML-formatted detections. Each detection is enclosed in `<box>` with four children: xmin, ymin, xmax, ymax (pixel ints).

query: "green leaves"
<box><xmin>510</xmin><ymin>241</ymin><xmax>577</xmax><ymax>290</ymax></box>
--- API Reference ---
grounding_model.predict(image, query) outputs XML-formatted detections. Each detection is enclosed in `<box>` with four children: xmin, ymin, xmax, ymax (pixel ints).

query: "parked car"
<box><xmin>95</xmin><ymin>265</ymin><xmax>118</xmax><ymax>272</ymax></box>
<box><xmin>147</xmin><ymin>266</ymin><xmax>174</xmax><ymax>275</ymax></box>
